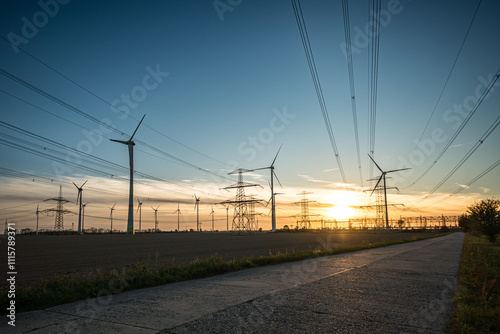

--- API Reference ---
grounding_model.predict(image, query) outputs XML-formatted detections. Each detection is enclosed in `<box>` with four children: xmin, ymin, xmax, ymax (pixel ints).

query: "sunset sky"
<box><xmin>1</xmin><ymin>0</ymin><xmax>499</xmax><ymax>232</ymax></box>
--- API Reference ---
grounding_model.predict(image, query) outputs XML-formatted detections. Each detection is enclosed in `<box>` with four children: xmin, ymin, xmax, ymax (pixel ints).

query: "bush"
<box><xmin>466</xmin><ymin>198</ymin><xmax>500</xmax><ymax>243</ymax></box>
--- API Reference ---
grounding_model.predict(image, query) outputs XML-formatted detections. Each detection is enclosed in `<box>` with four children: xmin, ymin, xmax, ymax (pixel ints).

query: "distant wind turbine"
<box><xmin>110</xmin><ymin>114</ymin><xmax>146</xmax><ymax>234</ymax></box>
<box><xmin>173</xmin><ymin>202</ymin><xmax>181</xmax><ymax>232</ymax></box>
<box><xmin>137</xmin><ymin>197</ymin><xmax>143</xmax><ymax>233</ymax></box>
<box><xmin>109</xmin><ymin>203</ymin><xmax>116</xmax><ymax>233</ymax></box>
<box><xmin>250</xmin><ymin>144</ymin><xmax>283</xmax><ymax>231</ymax></box>
<box><xmin>35</xmin><ymin>204</ymin><xmax>40</xmax><ymax>235</ymax></box>
<box><xmin>152</xmin><ymin>205</ymin><xmax>160</xmax><ymax>232</ymax></box>
<box><xmin>209</xmin><ymin>206</ymin><xmax>215</xmax><ymax>232</ymax></box>
<box><xmin>73</xmin><ymin>180</ymin><xmax>88</xmax><ymax>235</ymax></box>
<box><xmin>194</xmin><ymin>194</ymin><xmax>200</xmax><ymax>232</ymax></box>
<box><xmin>368</xmin><ymin>154</ymin><xmax>411</xmax><ymax>229</ymax></box>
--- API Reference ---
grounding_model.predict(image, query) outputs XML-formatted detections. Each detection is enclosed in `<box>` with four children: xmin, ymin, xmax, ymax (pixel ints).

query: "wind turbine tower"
<box><xmin>137</xmin><ymin>198</ymin><xmax>143</xmax><ymax>233</ymax></box>
<box><xmin>368</xmin><ymin>154</ymin><xmax>410</xmax><ymax>229</ymax></box>
<box><xmin>173</xmin><ymin>202</ymin><xmax>181</xmax><ymax>232</ymax></box>
<box><xmin>194</xmin><ymin>195</ymin><xmax>200</xmax><ymax>232</ymax></box>
<box><xmin>73</xmin><ymin>180</ymin><xmax>87</xmax><ymax>235</ymax></box>
<box><xmin>110</xmin><ymin>114</ymin><xmax>146</xmax><ymax>234</ymax></box>
<box><xmin>152</xmin><ymin>205</ymin><xmax>160</xmax><ymax>232</ymax></box>
<box><xmin>209</xmin><ymin>206</ymin><xmax>215</xmax><ymax>231</ymax></box>
<box><xmin>109</xmin><ymin>203</ymin><xmax>116</xmax><ymax>233</ymax></box>
<box><xmin>82</xmin><ymin>202</ymin><xmax>88</xmax><ymax>232</ymax></box>
<box><xmin>35</xmin><ymin>204</ymin><xmax>40</xmax><ymax>235</ymax></box>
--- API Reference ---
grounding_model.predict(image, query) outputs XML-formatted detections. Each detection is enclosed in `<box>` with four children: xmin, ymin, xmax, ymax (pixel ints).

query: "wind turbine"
<box><xmin>209</xmin><ymin>206</ymin><xmax>215</xmax><ymax>232</ymax></box>
<box><xmin>136</xmin><ymin>197</ymin><xmax>143</xmax><ymax>233</ymax></box>
<box><xmin>368</xmin><ymin>154</ymin><xmax>410</xmax><ymax>229</ymax></box>
<box><xmin>110</xmin><ymin>114</ymin><xmax>146</xmax><ymax>234</ymax></box>
<box><xmin>35</xmin><ymin>204</ymin><xmax>40</xmax><ymax>235</ymax></box>
<box><xmin>152</xmin><ymin>205</ymin><xmax>160</xmax><ymax>232</ymax></box>
<box><xmin>73</xmin><ymin>180</ymin><xmax>88</xmax><ymax>235</ymax></box>
<box><xmin>250</xmin><ymin>145</ymin><xmax>283</xmax><ymax>232</ymax></box>
<box><xmin>109</xmin><ymin>203</ymin><xmax>116</xmax><ymax>233</ymax></box>
<box><xmin>194</xmin><ymin>194</ymin><xmax>200</xmax><ymax>232</ymax></box>
<box><xmin>173</xmin><ymin>202</ymin><xmax>181</xmax><ymax>232</ymax></box>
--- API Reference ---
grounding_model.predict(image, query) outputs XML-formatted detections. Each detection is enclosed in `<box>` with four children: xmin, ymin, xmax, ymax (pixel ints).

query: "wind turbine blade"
<box><xmin>273</xmin><ymin>171</ymin><xmax>283</xmax><ymax>188</ymax></box>
<box><xmin>265</xmin><ymin>196</ymin><xmax>272</xmax><ymax>207</ymax></box>
<box><xmin>82</xmin><ymin>180</ymin><xmax>88</xmax><ymax>187</ymax></box>
<box><xmin>368</xmin><ymin>154</ymin><xmax>383</xmax><ymax>173</ymax></box>
<box><xmin>386</xmin><ymin>168</ymin><xmax>411</xmax><ymax>174</ymax></box>
<box><xmin>370</xmin><ymin>174</ymin><xmax>384</xmax><ymax>196</ymax></box>
<box><xmin>271</xmin><ymin>143</ymin><xmax>283</xmax><ymax>166</ymax></box>
<box><xmin>250</xmin><ymin>167</ymin><xmax>269</xmax><ymax>172</ymax></box>
<box><xmin>112</xmin><ymin>202</ymin><xmax>117</xmax><ymax>209</ymax></box>
<box><xmin>151</xmin><ymin>206</ymin><xmax>155</xmax><ymax>210</ymax></box>
<box><xmin>129</xmin><ymin>114</ymin><xmax>146</xmax><ymax>141</ymax></box>
<box><xmin>109</xmin><ymin>139</ymin><xmax>129</xmax><ymax>145</ymax></box>
<box><xmin>156</xmin><ymin>205</ymin><xmax>160</xmax><ymax>210</ymax></box>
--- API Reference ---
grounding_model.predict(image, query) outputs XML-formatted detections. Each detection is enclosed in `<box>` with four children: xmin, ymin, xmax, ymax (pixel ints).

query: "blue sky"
<box><xmin>1</xmin><ymin>0</ymin><xmax>499</xmax><ymax>231</ymax></box>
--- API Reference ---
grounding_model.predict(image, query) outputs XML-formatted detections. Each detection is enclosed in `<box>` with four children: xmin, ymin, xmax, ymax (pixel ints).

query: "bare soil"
<box><xmin>0</xmin><ymin>231</ymin><xmax>438</xmax><ymax>286</ymax></box>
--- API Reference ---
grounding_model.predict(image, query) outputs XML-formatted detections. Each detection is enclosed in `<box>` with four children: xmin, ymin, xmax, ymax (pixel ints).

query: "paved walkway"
<box><xmin>8</xmin><ymin>233</ymin><xmax>464</xmax><ymax>333</ymax></box>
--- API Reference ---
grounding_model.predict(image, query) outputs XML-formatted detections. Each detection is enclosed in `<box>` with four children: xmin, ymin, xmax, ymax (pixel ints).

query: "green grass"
<box><xmin>1</xmin><ymin>233</ymin><xmax>448</xmax><ymax>314</ymax></box>
<box><xmin>452</xmin><ymin>233</ymin><xmax>500</xmax><ymax>333</ymax></box>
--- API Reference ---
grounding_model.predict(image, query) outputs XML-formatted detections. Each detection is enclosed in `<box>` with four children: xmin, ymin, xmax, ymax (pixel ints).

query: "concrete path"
<box><xmin>7</xmin><ymin>233</ymin><xmax>464</xmax><ymax>333</ymax></box>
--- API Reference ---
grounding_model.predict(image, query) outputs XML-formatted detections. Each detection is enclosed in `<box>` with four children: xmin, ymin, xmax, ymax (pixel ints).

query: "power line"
<box><xmin>341</xmin><ymin>0</ymin><xmax>363</xmax><ymax>187</ymax></box>
<box><xmin>0</xmin><ymin>35</ymin><xmax>227</xmax><ymax>166</ymax></box>
<box><xmin>408</xmin><ymin>0</ymin><xmax>482</xmax><ymax>162</ymax></box>
<box><xmin>291</xmin><ymin>0</ymin><xmax>347</xmax><ymax>183</ymax></box>
<box><xmin>407</xmin><ymin>67</ymin><xmax>500</xmax><ymax>187</ymax></box>
<box><xmin>424</xmin><ymin>114</ymin><xmax>500</xmax><ymax>197</ymax></box>
<box><xmin>0</xmin><ymin>67</ymin><xmax>233</xmax><ymax>182</ymax></box>
<box><xmin>368</xmin><ymin>0</ymin><xmax>381</xmax><ymax>178</ymax></box>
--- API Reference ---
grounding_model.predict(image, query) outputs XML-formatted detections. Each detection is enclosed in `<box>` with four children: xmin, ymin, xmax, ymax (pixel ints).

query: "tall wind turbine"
<box><xmin>209</xmin><ymin>206</ymin><xmax>215</xmax><ymax>232</ymax></box>
<box><xmin>250</xmin><ymin>145</ymin><xmax>283</xmax><ymax>232</ymax></box>
<box><xmin>368</xmin><ymin>154</ymin><xmax>410</xmax><ymax>229</ymax></box>
<box><xmin>194</xmin><ymin>194</ymin><xmax>200</xmax><ymax>232</ymax></box>
<box><xmin>173</xmin><ymin>202</ymin><xmax>181</xmax><ymax>232</ymax></box>
<box><xmin>73</xmin><ymin>180</ymin><xmax>88</xmax><ymax>235</ymax></box>
<box><xmin>110</xmin><ymin>114</ymin><xmax>146</xmax><ymax>234</ymax></box>
<box><xmin>109</xmin><ymin>203</ymin><xmax>116</xmax><ymax>233</ymax></box>
<box><xmin>137</xmin><ymin>197</ymin><xmax>143</xmax><ymax>233</ymax></box>
<box><xmin>152</xmin><ymin>205</ymin><xmax>160</xmax><ymax>232</ymax></box>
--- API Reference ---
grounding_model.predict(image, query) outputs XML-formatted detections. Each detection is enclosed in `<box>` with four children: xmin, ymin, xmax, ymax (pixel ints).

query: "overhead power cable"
<box><xmin>450</xmin><ymin>158</ymin><xmax>500</xmax><ymax>196</ymax></box>
<box><xmin>367</xmin><ymin>0</ymin><xmax>381</xmax><ymax>178</ymax></box>
<box><xmin>0</xmin><ymin>35</ymin><xmax>226</xmax><ymax>166</ymax></box>
<box><xmin>407</xmin><ymin>67</ymin><xmax>500</xmax><ymax>187</ymax></box>
<box><xmin>408</xmin><ymin>0</ymin><xmax>483</xmax><ymax>162</ymax></box>
<box><xmin>291</xmin><ymin>0</ymin><xmax>347</xmax><ymax>183</ymax></box>
<box><xmin>0</xmin><ymin>67</ymin><xmax>233</xmax><ymax>182</ymax></box>
<box><xmin>341</xmin><ymin>0</ymin><xmax>363</xmax><ymax>187</ymax></box>
<box><xmin>424</xmin><ymin>113</ymin><xmax>500</xmax><ymax>197</ymax></box>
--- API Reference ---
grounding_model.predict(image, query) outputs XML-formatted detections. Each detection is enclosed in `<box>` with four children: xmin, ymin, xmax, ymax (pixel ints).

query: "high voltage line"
<box><xmin>341</xmin><ymin>0</ymin><xmax>363</xmax><ymax>187</ymax></box>
<box><xmin>407</xmin><ymin>67</ymin><xmax>500</xmax><ymax>188</ymax></box>
<box><xmin>0</xmin><ymin>122</ymin><xmax>228</xmax><ymax>199</ymax></box>
<box><xmin>291</xmin><ymin>0</ymin><xmax>347</xmax><ymax>183</ymax></box>
<box><xmin>424</xmin><ymin>114</ymin><xmax>500</xmax><ymax>197</ymax></box>
<box><xmin>0</xmin><ymin>35</ymin><xmax>227</xmax><ymax>166</ymax></box>
<box><xmin>367</xmin><ymin>0</ymin><xmax>381</xmax><ymax>179</ymax></box>
<box><xmin>0</xmin><ymin>66</ymin><xmax>233</xmax><ymax>183</ymax></box>
<box><xmin>407</xmin><ymin>0</ymin><xmax>483</xmax><ymax>163</ymax></box>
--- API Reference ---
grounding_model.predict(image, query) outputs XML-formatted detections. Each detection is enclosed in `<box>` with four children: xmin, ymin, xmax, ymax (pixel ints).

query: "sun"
<box><xmin>328</xmin><ymin>205</ymin><xmax>355</xmax><ymax>220</ymax></box>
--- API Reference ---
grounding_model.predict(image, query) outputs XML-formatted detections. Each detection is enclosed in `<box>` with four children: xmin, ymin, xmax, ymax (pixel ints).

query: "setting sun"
<box><xmin>328</xmin><ymin>205</ymin><xmax>356</xmax><ymax>220</ymax></box>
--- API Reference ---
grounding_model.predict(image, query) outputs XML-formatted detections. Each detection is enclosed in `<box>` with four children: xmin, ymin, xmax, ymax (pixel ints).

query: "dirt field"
<box><xmin>0</xmin><ymin>231</ymin><xmax>440</xmax><ymax>286</ymax></box>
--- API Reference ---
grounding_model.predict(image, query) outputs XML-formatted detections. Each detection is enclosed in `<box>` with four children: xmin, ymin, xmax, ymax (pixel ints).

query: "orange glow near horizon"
<box><xmin>324</xmin><ymin>190</ymin><xmax>362</xmax><ymax>220</ymax></box>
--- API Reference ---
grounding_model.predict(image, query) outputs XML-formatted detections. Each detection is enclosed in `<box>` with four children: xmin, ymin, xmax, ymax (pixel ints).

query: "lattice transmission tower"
<box><xmin>293</xmin><ymin>192</ymin><xmax>318</xmax><ymax>229</ymax></box>
<box><xmin>42</xmin><ymin>186</ymin><xmax>72</xmax><ymax>231</ymax></box>
<box><xmin>222</xmin><ymin>168</ymin><xmax>262</xmax><ymax>232</ymax></box>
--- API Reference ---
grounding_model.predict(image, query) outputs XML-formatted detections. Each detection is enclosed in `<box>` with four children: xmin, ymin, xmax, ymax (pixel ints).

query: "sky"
<box><xmin>0</xmin><ymin>0</ymin><xmax>499</xmax><ymax>232</ymax></box>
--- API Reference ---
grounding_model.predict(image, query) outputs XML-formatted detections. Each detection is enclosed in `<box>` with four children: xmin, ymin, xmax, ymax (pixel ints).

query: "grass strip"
<box><xmin>1</xmin><ymin>233</ymin><xmax>449</xmax><ymax>314</ymax></box>
<box><xmin>452</xmin><ymin>234</ymin><xmax>500</xmax><ymax>333</ymax></box>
